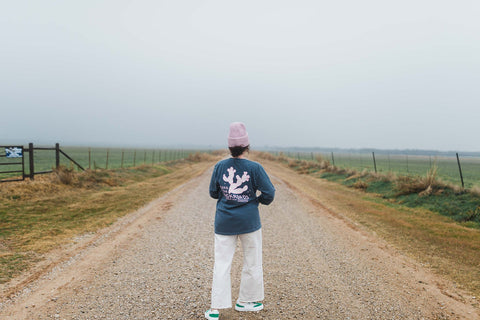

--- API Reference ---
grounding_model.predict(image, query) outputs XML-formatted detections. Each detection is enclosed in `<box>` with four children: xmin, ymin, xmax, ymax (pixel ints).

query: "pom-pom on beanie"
<box><xmin>228</xmin><ymin>122</ymin><xmax>249</xmax><ymax>147</ymax></box>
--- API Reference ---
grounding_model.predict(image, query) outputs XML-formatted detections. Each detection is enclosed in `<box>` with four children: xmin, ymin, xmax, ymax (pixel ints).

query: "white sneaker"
<box><xmin>235</xmin><ymin>301</ymin><xmax>264</xmax><ymax>312</ymax></box>
<box><xmin>205</xmin><ymin>309</ymin><xmax>219</xmax><ymax>319</ymax></box>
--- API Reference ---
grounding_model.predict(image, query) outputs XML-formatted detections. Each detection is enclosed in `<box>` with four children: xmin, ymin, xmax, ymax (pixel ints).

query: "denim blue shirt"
<box><xmin>209</xmin><ymin>158</ymin><xmax>275</xmax><ymax>235</ymax></box>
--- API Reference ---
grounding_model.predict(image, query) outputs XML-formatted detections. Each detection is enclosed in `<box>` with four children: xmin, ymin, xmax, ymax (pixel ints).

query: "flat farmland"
<box><xmin>283</xmin><ymin>151</ymin><xmax>480</xmax><ymax>189</ymax></box>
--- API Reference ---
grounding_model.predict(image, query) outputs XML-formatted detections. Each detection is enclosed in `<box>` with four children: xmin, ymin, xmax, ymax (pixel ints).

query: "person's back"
<box><xmin>210</xmin><ymin>157</ymin><xmax>275</xmax><ymax>235</ymax></box>
<box><xmin>205</xmin><ymin>122</ymin><xmax>275</xmax><ymax>320</ymax></box>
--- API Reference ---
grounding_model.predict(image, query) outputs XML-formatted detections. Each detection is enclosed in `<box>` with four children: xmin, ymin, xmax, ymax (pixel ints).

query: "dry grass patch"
<box><xmin>352</xmin><ymin>180</ymin><xmax>368</xmax><ymax>190</ymax></box>
<box><xmin>394</xmin><ymin>165</ymin><xmax>443</xmax><ymax>196</ymax></box>
<box><xmin>0</xmin><ymin>156</ymin><xmax>217</xmax><ymax>284</ymax></box>
<box><xmin>186</xmin><ymin>152</ymin><xmax>218</xmax><ymax>162</ymax></box>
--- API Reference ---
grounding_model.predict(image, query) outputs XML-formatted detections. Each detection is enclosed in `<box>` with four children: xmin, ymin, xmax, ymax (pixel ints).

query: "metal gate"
<box><xmin>0</xmin><ymin>143</ymin><xmax>84</xmax><ymax>183</ymax></box>
<box><xmin>0</xmin><ymin>146</ymin><xmax>25</xmax><ymax>182</ymax></box>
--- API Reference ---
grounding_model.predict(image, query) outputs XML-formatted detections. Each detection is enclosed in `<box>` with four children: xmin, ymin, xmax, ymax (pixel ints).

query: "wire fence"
<box><xmin>0</xmin><ymin>146</ymin><xmax>212</xmax><ymax>182</ymax></box>
<box><xmin>269</xmin><ymin>150</ymin><xmax>480</xmax><ymax>189</ymax></box>
<box><xmin>61</xmin><ymin>147</ymin><xmax>204</xmax><ymax>170</ymax></box>
<box><xmin>4</xmin><ymin>145</ymin><xmax>479</xmax><ymax>189</ymax></box>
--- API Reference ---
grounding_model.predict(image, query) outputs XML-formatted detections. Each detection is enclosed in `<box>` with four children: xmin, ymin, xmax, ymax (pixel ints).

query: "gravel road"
<box><xmin>1</xmin><ymin>164</ymin><xmax>478</xmax><ymax>319</ymax></box>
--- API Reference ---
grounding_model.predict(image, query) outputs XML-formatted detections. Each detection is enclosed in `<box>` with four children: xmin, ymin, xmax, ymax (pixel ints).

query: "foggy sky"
<box><xmin>1</xmin><ymin>0</ymin><xmax>479</xmax><ymax>151</ymax></box>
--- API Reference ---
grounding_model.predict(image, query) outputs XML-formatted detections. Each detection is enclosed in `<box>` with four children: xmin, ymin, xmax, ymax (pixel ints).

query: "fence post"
<box><xmin>88</xmin><ymin>148</ymin><xmax>91</xmax><ymax>170</ymax></box>
<box><xmin>133</xmin><ymin>150</ymin><xmax>136</xmax><ymax>167</ymax></box>
<box><xmin>121</xmin><ymin>150</ymin><xmax>124</xmax><ymax>168</ymax></box>
<box><xmin>144</xmin><ymin>150</ymin><xmax>146</xmax><ymax>164</ymax></box>
<box><xmin>456</xmin><ymin>153</ymin><xmax>465</xmax><ymax>189</ymax></box>
<box><xmin>28</xmin><ymin>142</ymin><xmax>34</xmax><ymax>180</ymax></box>
<box><xmin>106</xmin><ymin>149</ymin><xmax>110</xmax><ymax>169</ymax></box>
<box><xmin>372</xmin><ymin>152</ymin><xmax>377</xmax><ymax>173</ymax></box>
<box><xmin>331</xmin><ymin>152</ymin><xmax>335</xmax><ymax>166</ymax></box>
<box><xmin>406</xmin><ymin>154</ymin><xmax>409</xmax><ymax>173</ymax></box>
<box><xmin>55</xmin><ymin>143</ymin><xmax>60</xmax><ymax>168</ymax></box>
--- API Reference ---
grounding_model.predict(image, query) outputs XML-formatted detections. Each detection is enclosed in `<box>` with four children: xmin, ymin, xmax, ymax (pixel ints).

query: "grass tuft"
<box><xmin>53</xmin><ymin>165</ymin><xmax>76</xmax><ymax>185</ymax></box>
<box><xmin>186</xmin><ymin>152</ymin><xmax>218</xmax><ymax>162</ymax></box>
<box><xmin>352</xmin><ymin>180</ymin><xmax>368</xmax><ymax>190</ymax></box>
<box><xmin>394</xmin><ymin>165</ymin><xmax>441</xmax><ymax>196</ymax></box>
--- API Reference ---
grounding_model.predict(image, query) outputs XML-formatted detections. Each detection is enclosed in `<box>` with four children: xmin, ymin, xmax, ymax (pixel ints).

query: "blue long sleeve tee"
<box><xmin>209</xmin><ymin>158</ymin><xmax>275</xmax><ymax>235</ymax></box>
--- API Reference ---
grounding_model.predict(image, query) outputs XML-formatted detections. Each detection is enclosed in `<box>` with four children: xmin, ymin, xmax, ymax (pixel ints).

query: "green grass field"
<box><xmin>277</xmin><ymin>151</ymin><xmax>480</xmax><ymax>189</ymax></box>
<box><xmin>0</xmin><ymin>146</ymin><xmax>211</xmax><ymax>181</ymax></box>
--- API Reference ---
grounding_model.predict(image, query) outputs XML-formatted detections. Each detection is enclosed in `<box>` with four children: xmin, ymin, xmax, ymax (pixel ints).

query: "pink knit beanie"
<box><xmin>228</xmin><ymin>122</ymin><xmax>249</xmax><ymax>147</ymax></box>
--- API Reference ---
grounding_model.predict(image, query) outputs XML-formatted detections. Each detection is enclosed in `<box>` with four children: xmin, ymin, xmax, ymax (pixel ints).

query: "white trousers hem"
<box><xmin>210</xmin><ymin>229</ymin><xmax>263</xmax><ymax>309</ymax></box>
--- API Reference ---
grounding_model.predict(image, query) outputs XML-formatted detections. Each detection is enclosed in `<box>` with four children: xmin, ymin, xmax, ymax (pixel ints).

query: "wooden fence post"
<box><xmin>88</xmin><ymin>148</ymin><xmax>91</xmax><ymax>170</ymax></box>
<box><xmin>331</xmin><ymin>152</ymin><xmax>335</xmax><ymax>166</ymax></box>
<box><xmin>121</xmin><ymin>150</ymin><xmax>124</xmax><ymax>168</ymax></box>
<box><xmin>106</xmin><ymin>149</ymin><xmax>110</xmax><ymax>169</ymax></box>
<box><xmin>55</xmin><ymin>143</ymin><xmax>60</xmax><ymax>168</ymax></box>
<box><xmin>456</xmin><ymin>153</ymin><xmax>465</xmax><ymax>189</ymax></box>
<box><xmin>29</xmin><ymin>142</ymin><xmax>34</xmax><ymax>180</ymax></box>
<box><xmin>372</xmin><ymin>152</ymin><xmax>377</xmax><ymax>173</ymax></box>
<box><xmin>133</xmin><ymin>150</ymin><xmax>136</xmax><ymax>167</ymax></box>
<box><xmin>406</xmin><ymin>154</ymin><xmax>409</xmax><ymax>173</ymax></box>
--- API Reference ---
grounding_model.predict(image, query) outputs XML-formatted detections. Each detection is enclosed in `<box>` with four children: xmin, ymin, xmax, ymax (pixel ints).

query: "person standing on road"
<box><xmin>205</xmin><ymin>122</ymin><xmax>275</xmax><ymax>320</ymax></box>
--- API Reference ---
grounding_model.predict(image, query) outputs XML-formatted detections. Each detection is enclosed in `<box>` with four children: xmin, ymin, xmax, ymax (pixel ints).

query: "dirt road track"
<box><xmin>1</xmin><ymin>164</ymin><xmax>478</xmax><ymax>319</ymax></box>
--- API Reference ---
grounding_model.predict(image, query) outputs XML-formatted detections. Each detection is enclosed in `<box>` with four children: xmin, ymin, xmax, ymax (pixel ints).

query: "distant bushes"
<box><xmin>186</xmin><ymin>152</ymin><xmax>218</xmax><ymax>162</ymax></box>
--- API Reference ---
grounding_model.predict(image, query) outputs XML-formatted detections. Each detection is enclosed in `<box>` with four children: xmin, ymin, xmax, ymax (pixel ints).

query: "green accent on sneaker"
<box><xmin>205</xmin><ymin>310</ymin><xmax>219</xmax><ymax>318</ymax></box>
<box><xmin>254</xmin><ymin>303</ymin><xmax>262</xmax><ymax>307</ymax></box>
<box><xmin>236</xmin><ymin>303</ymin><xmax>244</xmax><ymax>308</ymax></box>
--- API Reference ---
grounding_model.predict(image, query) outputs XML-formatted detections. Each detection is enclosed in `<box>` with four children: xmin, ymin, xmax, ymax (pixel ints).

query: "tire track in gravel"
<box><xmin>1</xmin><ymin>164</ymin><xmax>478</xmax><ymax>319</ymax></box>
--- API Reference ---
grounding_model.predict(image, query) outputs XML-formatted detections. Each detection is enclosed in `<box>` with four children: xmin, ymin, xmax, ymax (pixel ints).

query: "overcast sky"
<box><xmin>1</xmin><ymin>0</ymin><xmax>479</xmax><ymax>151</ymax></box>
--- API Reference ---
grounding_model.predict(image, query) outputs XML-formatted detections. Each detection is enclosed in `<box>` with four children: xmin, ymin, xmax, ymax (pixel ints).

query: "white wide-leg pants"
<box><xmin>211</xmin><ymin>228</ymin><xmax>264</xmax><ymax>309</ymax></box>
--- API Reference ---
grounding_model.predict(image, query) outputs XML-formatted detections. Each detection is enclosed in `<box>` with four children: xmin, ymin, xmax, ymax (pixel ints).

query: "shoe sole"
<box><xmin>235</xmin><ymin>304</ymin><xmax>264</xmax><ymax>312</ymax></box>
<box><xmin>205</xmin><ymin>310</ymin><xmax>219</xmax><ymax>319</ymax></box>
<box><xmin>205</xmin><ymin>313</ymin><xmax>219</xmax><ymax>319</ymax></box>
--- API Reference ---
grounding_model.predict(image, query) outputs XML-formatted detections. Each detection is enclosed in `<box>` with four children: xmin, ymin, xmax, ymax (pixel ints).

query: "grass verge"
<box><xmin>0</xmin><ymin>153</ymin><xmax>218</xmax><ymax>285</ymax></box>
<box><xmin>254</xmin><ymin>152</ymin><xmax>480</xmax><ymax>299</ymax></box>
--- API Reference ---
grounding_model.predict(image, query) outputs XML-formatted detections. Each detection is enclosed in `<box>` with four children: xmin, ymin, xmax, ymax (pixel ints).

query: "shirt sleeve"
<box><xmin>256</xmin><ymin>165</ymin><xmax>275</xmax><ymax>205</ymax></box>
<box><xmin>209</xmin><ymin>164</ymin><xmax>220</xmax><ymax>199</ymax></box>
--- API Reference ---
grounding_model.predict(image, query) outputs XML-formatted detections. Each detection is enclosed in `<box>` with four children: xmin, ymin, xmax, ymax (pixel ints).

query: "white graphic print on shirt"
<box><xmin>221</xmin><ymin>167</ymin><xmax>250</xmax><ymax>202</ymax></box>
